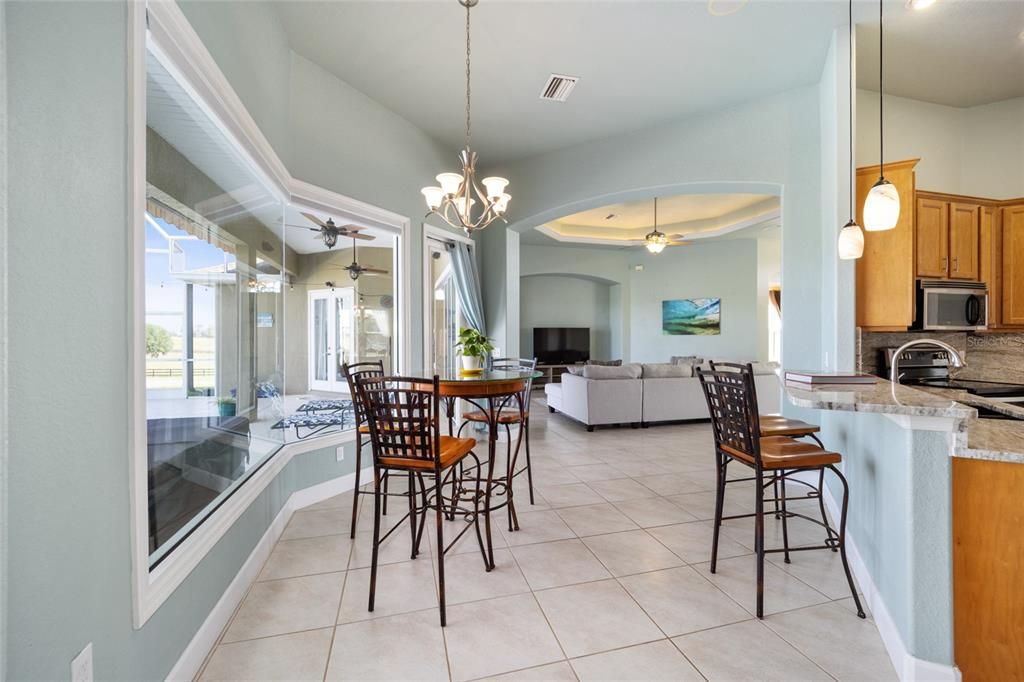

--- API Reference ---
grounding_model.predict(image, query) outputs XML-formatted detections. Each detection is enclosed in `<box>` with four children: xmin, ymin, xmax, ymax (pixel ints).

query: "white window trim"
<box><xmin>129</xmin><ymin>0</ymin><xmax>411</xmax><ymax>628</ymax></box>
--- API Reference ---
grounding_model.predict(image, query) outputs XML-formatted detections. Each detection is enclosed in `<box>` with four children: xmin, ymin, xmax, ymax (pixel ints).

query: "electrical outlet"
<box><xmin>71</xmin><ymin>643</ymin><xmax>93</xmax><ymax>682</ymax></box>
<box><xmin>336</xmin><ymin>445</ymin><xmax>345</xmax><ymax>462</ymax></box>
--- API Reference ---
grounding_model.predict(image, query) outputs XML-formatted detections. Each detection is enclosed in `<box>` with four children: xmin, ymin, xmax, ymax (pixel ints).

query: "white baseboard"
<box><xmin>790</xmin><ymin>471</ymin><xmax>961</xmax><ymax>682</ymax></box>
<box><xmin>166</xmin><ymin>465</ymin><xmax>374</xmax><ymax>681</ymax></box>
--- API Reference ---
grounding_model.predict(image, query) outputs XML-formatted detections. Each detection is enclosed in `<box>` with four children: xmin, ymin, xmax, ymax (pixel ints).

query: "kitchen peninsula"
<box><xmin>784</xmin><ymin>377</ymin><xmax>1024</xmax><ymax>681</ymax></box>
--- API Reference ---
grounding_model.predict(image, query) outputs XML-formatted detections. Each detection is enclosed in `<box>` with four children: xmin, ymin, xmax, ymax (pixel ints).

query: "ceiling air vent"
<box><xmin>539</xmin><ymin>74</ymin><xmax>579</xmax><ymax>102</ymax></box>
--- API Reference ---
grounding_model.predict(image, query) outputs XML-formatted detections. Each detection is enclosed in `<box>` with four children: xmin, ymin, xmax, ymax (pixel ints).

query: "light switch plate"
<box><xmin>336</xmin><ymin>445</ymin><xmax>345</xmax><ymax>462</ymax></box>
<box><xmin>71</xmin><ymin>643</ymin><xmax>93</xmax><ymax>682</ymax></box>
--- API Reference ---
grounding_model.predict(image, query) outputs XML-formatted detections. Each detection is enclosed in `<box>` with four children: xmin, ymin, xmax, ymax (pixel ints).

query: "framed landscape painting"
<box><xmin>662</xmin><ymin>298</ymin><xmax>721</xmax><ymax>335</ymax></box>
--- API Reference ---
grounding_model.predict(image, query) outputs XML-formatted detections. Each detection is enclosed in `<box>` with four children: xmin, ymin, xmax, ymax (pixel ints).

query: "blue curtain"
<box><xmin>448</xmin><ymin>242</ymin><xmax>486</xmax><ymax>333</ymax></box>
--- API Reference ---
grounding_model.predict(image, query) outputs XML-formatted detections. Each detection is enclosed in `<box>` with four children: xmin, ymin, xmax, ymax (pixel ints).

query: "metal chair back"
<box><xmin>341</xmin><ymin>361</ymin><xmax>385</xmax><ymax>426</ymax></box>
<box><xmin>696</xmin><ymin>365</ymin><xmax>763</xmax><ymax>468</ymax></box>
<box><xmin>356</xmin><ymin>375</ymin><xmax>443</xmax><ymax>470</ymax></box>
<box><xmin>490</xmin><ymin>357</ymin><xmax>538</xmax><ymax>412</ymax></box>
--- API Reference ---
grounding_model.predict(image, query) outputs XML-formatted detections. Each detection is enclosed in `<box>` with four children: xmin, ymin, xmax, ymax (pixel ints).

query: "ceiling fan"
<box><xmin>287</xmin><ymin>212</ymin><xmax>375</xmax><ymax>249</ymax></box>
<box><xmin>338</xmin><ymin>234</ymin><xmax>389</xmax><ymax>281</ymax></box>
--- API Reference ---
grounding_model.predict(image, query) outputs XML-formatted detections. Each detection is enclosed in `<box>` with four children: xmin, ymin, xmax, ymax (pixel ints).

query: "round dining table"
<box><xmin>407</xmin><ymin>366</ymin><xmax>542</xmax><ymax>570</ymax></box>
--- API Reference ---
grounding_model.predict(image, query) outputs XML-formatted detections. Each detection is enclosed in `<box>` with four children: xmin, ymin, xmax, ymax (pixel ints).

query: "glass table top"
<box><xmin>403</xmin><ymin>367</ymin><xmax>542</xmax><ymax>383</ymax></box>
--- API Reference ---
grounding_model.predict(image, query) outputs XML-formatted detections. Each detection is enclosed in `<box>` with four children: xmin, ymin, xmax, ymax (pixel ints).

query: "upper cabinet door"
<box><xmin>916</xmin><ymin>198</ymin><xmax>949</xmax><ymax>278</ymax></box>
<box><xmin>979</xmin><ymin>206</ymin><xmax>1001</xmax><ymax>327</ymax></box>
<box><xmin>1003</xmin><ymin>205</ymin><xmax>1024</xmax><ymax>326</ymax></box>
<box><xmin>949</xmin><ymin>203</ymin><xmax>980</xmax><ymax>280</ymax></box>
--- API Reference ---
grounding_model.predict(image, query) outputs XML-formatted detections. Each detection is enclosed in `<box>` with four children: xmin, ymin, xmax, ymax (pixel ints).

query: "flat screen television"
<box><xmin>533</xmin><ymin>327</ymin><xmax>590</xmax><ymax>365</ymax></box>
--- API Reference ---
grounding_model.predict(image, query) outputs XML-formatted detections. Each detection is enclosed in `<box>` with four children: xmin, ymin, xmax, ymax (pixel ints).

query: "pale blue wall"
<box><xmin>520</xmin><ymin>275</ymin><xmax>614</xmax><ymax>360</ymax></box>
<box><xmin>4</xmin><ymin>2</ymin><xmax>450</xmax><ymax>678</ymax></box>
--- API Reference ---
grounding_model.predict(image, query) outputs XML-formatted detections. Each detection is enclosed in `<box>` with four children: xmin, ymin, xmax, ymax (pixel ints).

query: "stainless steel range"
<box><xmin>881</xmin><ymin>346</ymin><xmax>1024</xmax><ymax>418</ymax></box>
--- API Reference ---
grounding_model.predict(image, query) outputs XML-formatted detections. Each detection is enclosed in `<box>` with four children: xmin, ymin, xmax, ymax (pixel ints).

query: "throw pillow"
<box><xmin>582</xmin><ymin>363</ymin><xmax>642</xmax><ymax>380</ymax></box>
<box><xmin>587</xmin><ymin>359</ymin><xmax>623</xmax><ymax>367</ymax></box>
<box><xmin>565</xmin><ymin>365</ymin><xmax>584</xmax><ymax>376</ymax></box>
<box><xmin>670</xmin><ymin>355</ymin><xmax>702</xmax><ymax>365</ymax></box>
<box><xmin>642</xmin><ymin>363</ymin><xmax>692</xmax><ymax>378</ymax></box>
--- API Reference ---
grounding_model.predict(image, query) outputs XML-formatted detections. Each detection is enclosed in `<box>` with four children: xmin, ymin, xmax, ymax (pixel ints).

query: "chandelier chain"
<box><xmin>465</xmin><ymin>0</ymin><xmax>471</xmax><ymax>150</ymax></box>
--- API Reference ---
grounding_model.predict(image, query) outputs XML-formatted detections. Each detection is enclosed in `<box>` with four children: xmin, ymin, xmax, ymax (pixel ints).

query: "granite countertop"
<box><xmin>783</xmin><ymin>377</ymin><xmax>1024</xmax><ymax>464</ymax></box>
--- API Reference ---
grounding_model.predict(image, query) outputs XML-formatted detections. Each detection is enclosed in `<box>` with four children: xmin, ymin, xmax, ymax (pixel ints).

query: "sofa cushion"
<box><xmin>670</xmin><ymin>355</ymin><xmax>702</xmax><ymax>365</ymax></box>
<box><xmin>582</xmin><ymin>363</ymin><xmax>642</xmax><ymax>380</ymax></box>
<box><xmin>566</xmin><ymin>365</ymin><xmax>585</xmax><ymax>376</ymax></box>
<box><xmin>642</xmin><ymin>363</ymin><xmax>692</xmax><ymax>378</ymax></box>
<box><xmin>587</xmin><ymin>359</ymin><xmax>623</xmax><ymax>367</ymax></box>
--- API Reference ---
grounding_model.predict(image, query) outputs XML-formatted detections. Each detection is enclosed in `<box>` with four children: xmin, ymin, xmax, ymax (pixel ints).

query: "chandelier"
<box><xmin>421</xmin><ymin>0</ymin><xmax>510</xmax><ymax>234</ymax></box>
<box><xmin>644</xmin><ymin>197</ymin><xmax>669</xmax><ymax>254</ymax></box>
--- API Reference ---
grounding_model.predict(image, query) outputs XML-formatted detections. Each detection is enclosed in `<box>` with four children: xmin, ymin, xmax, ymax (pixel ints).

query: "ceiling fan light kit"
<box><xmin>421</xmin><ymin>0</ymin><xmax>510</xmax><ymax>234</ymax></box>
<box><xmin>839</xmin><ymin>0</ymin><xmax>864</xmax><ymax>260</ymax></box>
<box><xmin>862</xmin><ymin>0</ymin><xmax>900</xmax><ymax>232</ymax></box>
<box><xmin>644</xmin><ymin>197</ymin><xmax>670</xmax><ymax>254</ymax></box>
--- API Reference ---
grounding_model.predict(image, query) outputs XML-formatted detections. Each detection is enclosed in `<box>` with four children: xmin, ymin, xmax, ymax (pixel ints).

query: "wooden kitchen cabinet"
<box><xmin>949</xmin><ymin>202</ymin><xmax>980</xmax><ymax>280</ymax></box>
<box><xmin>916</xmin><ymin>197</ymin><xmax>949</xmax><ymax>278</ymax></box>
<box><xmin>979</xmin><ymin>205</ymin><xmax>1002</xmax><ymax>326</ymax></box>
<box><xmin>1003</xmin><ymin>204</ymin><xmax>1024</xmax><ymax>326</ymax></box>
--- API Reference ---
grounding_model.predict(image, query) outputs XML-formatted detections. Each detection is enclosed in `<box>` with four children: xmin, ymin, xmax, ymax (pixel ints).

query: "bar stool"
<box><xmin>696</xmin><ymin>364</ymin><xmax>865</xmax><ymax>619</ymax></box>
<box><xmin>341</xmin><ymin>361</ymin><xmax>386</xmax><ymax>538</ymax></box>
<box><xmin>356</xmin><ymin>374</ymin><xmax>488</xmax><ymax>626</ymax></box>
<box><xmin>458</xmin><ymin>357</ymin><xmax>537</xmax><ymax>531</ymax></box>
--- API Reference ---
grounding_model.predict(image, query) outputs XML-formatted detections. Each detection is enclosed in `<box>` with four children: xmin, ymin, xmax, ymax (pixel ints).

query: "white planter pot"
<box><xmin>461</xmin><ymin>355</ymin><xmax>482</xmax><ymax>371</ymax></box>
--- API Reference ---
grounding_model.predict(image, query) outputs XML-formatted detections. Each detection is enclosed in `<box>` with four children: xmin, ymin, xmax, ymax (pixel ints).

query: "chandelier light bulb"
<box><xmin>863</xmin><ymin>178</ymin><xmax>900</xmax><ymax>231</ymax></box>
<box><xmin>421</xmin><ymin>187</ymin><xmax>444</xmax><ymax>210</ymax></box>
<box><xmin>436</xmin><ymin>173</ymin><xmax>463</xmax><ymax>196</ymax></box>
<box><xmin>838</xmin><ymin>220</ymin><xmax>865</xmax><ymax>260</ymax></box>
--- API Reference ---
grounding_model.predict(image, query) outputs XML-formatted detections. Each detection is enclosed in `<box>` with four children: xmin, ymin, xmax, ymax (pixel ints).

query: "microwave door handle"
<box><xmin>965</xmin><ymin>295</ymin><xmax>981</xmax><ymax>326</ymax></box>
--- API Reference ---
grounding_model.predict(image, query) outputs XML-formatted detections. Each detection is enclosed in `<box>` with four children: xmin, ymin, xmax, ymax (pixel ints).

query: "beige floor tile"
<box><xmin>566</xmin><ymin>463</ymin><xmax>630</xmax><ymax>482</ymax></box>
<box><xmin>673</xmin><ymin>619</ymin><xmax>831</xmax><ymax>681</ymax></box>
<box><xmin>348</xmin><ymin>524</ymin><xmax>422</xmax><ymax>569</ymax></box>
<box><xmin>258</xmin><ymin>534</ymin><xmax>353</xmax><ymax>581</ymax></box>
<box><xmin>223</xmin><ymin>572</ymin><xmax>344</xmax><ymax>642</ymax></box>
<box><xmin>570</xmin><ymin>640</ymin><xmax>703</xmax><ymax>682</ymax></box>
<box><xmin>444</xmin><ymin>548</ymin><xmax>530</xmax><ymax>604</ymax></box>
<box><xmin>281</xmin><ymin>508</ymin><xmax>351</xmax><ymax>541</ymax></box>
<box><xmin>301</xmin><ymin>490</ymin><xmax>354</xmax><ymax>511</ymax></box>
<box><xmin>529</xmin><ymin>465</ymin><xmax>582</xmax><ymax>486</ymax></box>
<box><xmin>444</xmin><ymin>593</ymin><xmax>565</xmax><ymax>682</ymax></box>
<box><xmin>634</xmin><ymin>473</ymin><xmax>709</xmax><ymax>496</ymax></box>
<box><xmin>619</xmin><ymin>566</ymin><xmax>751</xmax><ymax>636</ymax></box>
<box><xmin>337</xmin><ymin>557</ymin><xmax>437</xmax><ymax>623</ymax></box>
<box><xmin>764</xmin><ymin>601</ymin><xmax>896</xmax><ymax>681</ymax></box>
<box><xmin>556</xmin><ymin>503</ymin><xmax>639</xmax><ymax>537</ymax></box>
<box><xmin>549</xmin><ymin>451</ymin><xmax>608</xmax><ymax>467</ymax></box>
<box><xmin>511</xmin><ymin>538</ymin><xmax>611</xmax><ymax>590</ymax></box>
<box><xmin>199</xmin><ymin>628</ymin><xmax>333</xmax><ymax>682</ymax></box>
<box><xmin>537</xmin><ymin>482</ymin><xmax>605</xmax><ymax>508</ymax></box>
<box><xmin>647</xmin><ymin>520</ymin><xmax>750</xmax><ymax>564</ymax></box>
<box><xmin>535</xmin><ymin>579</ymin><xmax>663</xmax><ymax>658</ymax></box>
<box><xmin>612</xmin><ymin>496</ymin><xmax>698</xmax><ymax>528</ymax></box>
<box><xmin>768</xmin><ymin>544</ymin><xmax>861</xmax><ymax>600</ymax></box>
<box><xmin>695</xmin><ymin>556</ymin><xmax>830</xmax><ymax>617</ymax></box>
<box><xmin>478</xmin><ymin>661</ymin><xmax>577</xmax><ymax>681</ymax></box>
<box><xmin>501</xmin><ymin>509</ymin><xmax>576</xmax><ymax>546</ymax></box>
<box><xmin>582</xmin><ymin>530</ymin><xmax>684</xmax><ymax>577</ymax></box>
<box><xmin>326</xmin><ymin>610</ymin><xmax>449</xmax><ymax>681</ymax></box>
<box><xmin>665</xmin><ymin>490</ymin><xmax>751</xmax><ymax>521</ymax></box>
<box><xmin>587</xmin><ymin>477</ymin><xmax>657</xmax><ymax>502</ymax></box>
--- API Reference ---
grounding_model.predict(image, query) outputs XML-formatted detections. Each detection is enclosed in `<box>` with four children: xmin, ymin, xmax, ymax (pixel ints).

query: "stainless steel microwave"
<box><xmin>912</xmin><ymin>280</ymin><xmax>988</xmax><ymax>331</ymax></box>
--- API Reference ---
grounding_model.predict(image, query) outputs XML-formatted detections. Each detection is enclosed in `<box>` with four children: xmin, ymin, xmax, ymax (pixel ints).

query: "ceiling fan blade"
<box><xmin>338</xmin><ymin>224</ymin><xmax>364</xmax><ymax>232</ymax></box>
<box><xmin>301</xmin><ymin>211</ymin><xmax>328</xmax><ymax>228</ymax></box>
<box><xmin>347</xmin><ymin>232</ymin><xmax>376</xmax><ymax>241</ymax></box>
<box><xmin>667</xmin><ymin>240</ymin><xmax>692</xmax><ymax>246</ymax></box>
<box><xmin>362</xmin><ymin>268</ymin><xmax>390</xmax><ymax>275</ymax></box>
<box><xmin>286</xmin><ymin>224</ymin><xmax>323</xmax><ymax>232</ymax></box>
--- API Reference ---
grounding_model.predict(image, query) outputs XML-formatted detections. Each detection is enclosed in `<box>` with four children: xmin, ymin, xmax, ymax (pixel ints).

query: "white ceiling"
<box><xmin>856</xmin><ymin>0</ymin><xmax>1024</xmax><ymax>107</ymax></box>
<box><xmin>274</xmin><ymin>0</ymin><xmax>859</xmax><ymax>163</ymax></box>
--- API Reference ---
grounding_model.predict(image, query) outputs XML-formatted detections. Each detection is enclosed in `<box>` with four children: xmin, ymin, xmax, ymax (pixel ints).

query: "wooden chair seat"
<box><xmin>759</xmin><ymin>416</ymin><xmax>820</xmax><ymax>437</ymax></box>
<box><xmin>722</xmin><ymin>436</ymin><xmax>841</xmax><ymax>470</ymax></box>
<box><xmin>378</xmin><ymin>436</ymin><xmax>476</xmax><ymax>471</ymax></box>
<box><xmin>358</xmin><ymin>424</ymin><xmax>370</xmax><ymax>434</ymax></box>
<box><xmin>463</xmin><ymin>408</ymin><xmax>528</xmax><ymax>424</ymax></box>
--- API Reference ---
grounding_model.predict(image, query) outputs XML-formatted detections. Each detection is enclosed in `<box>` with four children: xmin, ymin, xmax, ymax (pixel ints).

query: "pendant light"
<box><xmin>862</xmin><ymin>0</ymin><xmax>900</xmax><ymax>231</ymax></box>
<box><xmin>421</xmin><ymin>0</ymin><xmax>510</xmax><ymax>234</ymax></box>
<box><xmin>644</xmin><ymin>198</ymin><xmax>669</xmax><ymax>254</ymax></box>
<box><xmin>838</xmin><ymin>0</ymin><xmax>865</xmax><ymax>259</ymax></box>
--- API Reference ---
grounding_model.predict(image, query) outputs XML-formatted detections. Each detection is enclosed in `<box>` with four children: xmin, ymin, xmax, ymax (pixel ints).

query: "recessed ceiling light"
<box><xmin>906</xmin><ymin>0</ymin><xmax>936</xmax><ymax>9</ymax></box>
<box><xmin>707</xmin><ymin>0</ymin><xmax>747</xmax><ymax>17</ymax></box>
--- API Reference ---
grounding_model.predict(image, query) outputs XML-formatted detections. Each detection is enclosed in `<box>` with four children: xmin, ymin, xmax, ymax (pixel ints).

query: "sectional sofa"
<box><xmin>543</xmin><ymin>361</ymin><xmax>780</xmax><ymax>431</ymax></box>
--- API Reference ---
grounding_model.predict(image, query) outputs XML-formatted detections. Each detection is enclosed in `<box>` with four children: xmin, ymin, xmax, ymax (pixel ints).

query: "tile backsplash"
<box><xmin>857</xmin><ymin>329</ymin><xmax>1024</xmax><ymax>382</ymax></box>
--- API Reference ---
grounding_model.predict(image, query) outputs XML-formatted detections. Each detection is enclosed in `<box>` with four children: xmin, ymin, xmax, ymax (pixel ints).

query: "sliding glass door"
<box><xmin>425</xmin><ymin>237</ymin><xmax>465</xmax><ymax>375</ymax></box>
<box><xmin>308</xmin><ymin>288</ymin><xmax>355</xmax><ymax>392</ymax></box>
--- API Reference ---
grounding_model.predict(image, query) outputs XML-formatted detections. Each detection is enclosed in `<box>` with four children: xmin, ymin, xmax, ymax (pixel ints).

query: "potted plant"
<box><xmin>455</xmin><ymin>327</ymin><xmax>494</xmax><ymax>372</ymax></box>
<box><xmin>216</xmin><ymin>389</ymin><xmax>237</xmax><ymax>417</ymax></box>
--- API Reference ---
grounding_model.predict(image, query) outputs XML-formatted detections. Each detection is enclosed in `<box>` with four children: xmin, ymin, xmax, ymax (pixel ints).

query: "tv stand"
<box><xmin>534</xmin><ymin>364</ymin><xmax>578</xmax><ymax>390</ymax></box>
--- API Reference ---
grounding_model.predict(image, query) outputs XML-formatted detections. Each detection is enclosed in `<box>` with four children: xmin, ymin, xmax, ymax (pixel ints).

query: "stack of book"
<box><xmin>784</xmin><ymin>371</ymin><xmax>877</xmax><ymax>388</ymax></box>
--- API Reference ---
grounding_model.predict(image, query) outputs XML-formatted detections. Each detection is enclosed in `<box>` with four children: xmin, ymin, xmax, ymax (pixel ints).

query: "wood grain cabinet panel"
<box><xmin>979</xmin><ymin>206</ymin><xmax>1001</xmax><ymax>327</ymax></box>
<box><xmin>949</xmin><ymin>203</ymin><xmax>980</xmax><ymax>280</ymax></box>
<box><xmin>1003</xmin><ymin>204</ymin><xmax>1024</xmax><ymax>326</ymax></box>
<box><xmin>916</xmin><ymin>198</ymin><xmax>949</xmax><ymax>278</ymax></box>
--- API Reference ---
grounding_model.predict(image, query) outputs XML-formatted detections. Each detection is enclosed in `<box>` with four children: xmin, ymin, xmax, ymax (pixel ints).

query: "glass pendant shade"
<box><xmin>494</xmin><ymin>193</ymin><xmax>511</xmax><ymax>214</ymax></box>
<box><xmin>436</xmin><ymin>173</ymin><xmax>463</xmax><ymax>196</ymax></box>
<box><xmin>838</xmin><ymin>220</ymin><xmax>865</xmax><ymax>260</ymax></box>
<box><xmin>863</xmin><ymin>178</ymin><xmax>900</xmax><ymax>231</ymax></box>
<box><xmin>421</xmin><ymin>187</ymin><xmax>444</xmax><ymax>210</ymax></box>
<box><xmin>644</xmin><ymin>230</ymin><xmax>668</xmax><ymax>254</ymax></box>
<box><xmin>454</xmin><ymin>197</ymin><xmax>476</xmax><ymax>220</ymax></box>
<box><xmin>482</xmin><ymin>176</ymin><xmax>510</xmax><ymax>200</ymax></box>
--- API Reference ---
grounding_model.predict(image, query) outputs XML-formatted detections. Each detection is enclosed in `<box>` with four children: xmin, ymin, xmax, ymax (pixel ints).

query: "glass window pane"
<box><xmin>145</xmin><ymin>51</ymin><xmax>285</xmax><ymax>566</ymax></box>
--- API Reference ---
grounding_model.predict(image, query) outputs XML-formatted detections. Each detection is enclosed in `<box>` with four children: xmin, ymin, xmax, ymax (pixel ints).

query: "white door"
<box><xmin>424</xmin><ymin>239</ymin><xmax>465</xmax><ymax>374</ymax></box>
<box><xmin>308</xmin><ymin>288</ymin><xmax>355</xmax><ymax>392</ymax></box>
